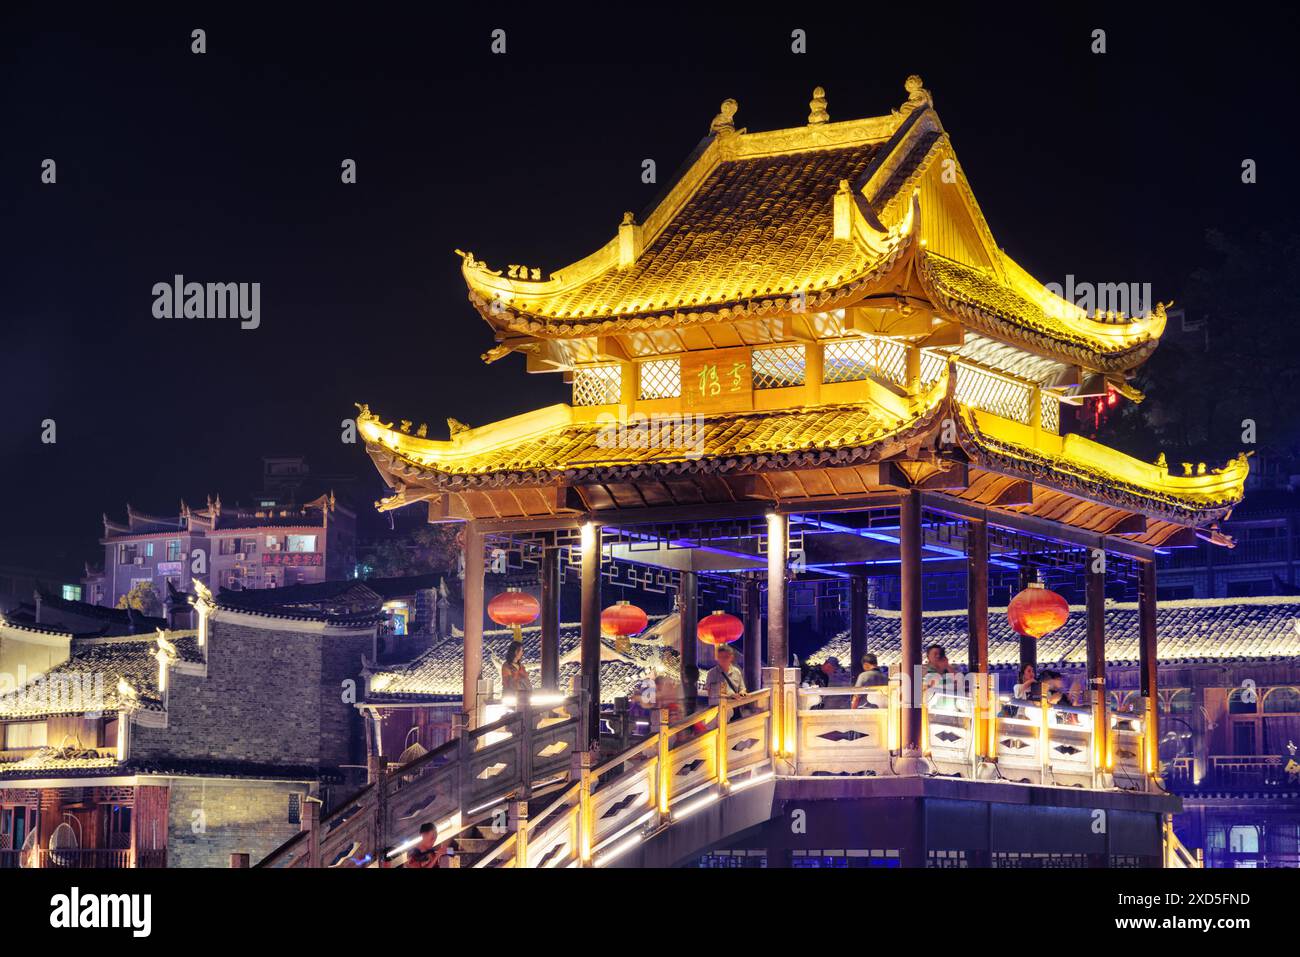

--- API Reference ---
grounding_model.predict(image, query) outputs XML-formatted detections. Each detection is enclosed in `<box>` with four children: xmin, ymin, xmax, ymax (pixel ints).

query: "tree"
<box><xmin>356</xmin><ymin>523</ymin><xmax>459</xmax><ymax>579</ymax></box>
<box><xmin>1087</xmin><ymin>228</ymin><xmax>1300</xmax><ymax>464</ymax></box>
<box><xmin>117</xmin><ymin>581</ymin><xmax>163</xmax><ymax>618</ymax></box>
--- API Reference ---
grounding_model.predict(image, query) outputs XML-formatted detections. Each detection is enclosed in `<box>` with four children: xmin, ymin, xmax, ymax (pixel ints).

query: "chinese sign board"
<box><xmin>262</xmin><ymin>552</ymin><xmax>323</xmax><ymax>567</ymax></box>
<box><xmin>681</xmin><ymin>347</ymin><xmax>752</xmax><ymax>413</ymax></box>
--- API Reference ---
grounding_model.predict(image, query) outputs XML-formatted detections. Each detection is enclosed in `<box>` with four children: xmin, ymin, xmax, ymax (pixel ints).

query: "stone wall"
<box><xmin>164</xmin><ymin>778</ymin><xmax>304</xmax><ymax>868</ymax></box>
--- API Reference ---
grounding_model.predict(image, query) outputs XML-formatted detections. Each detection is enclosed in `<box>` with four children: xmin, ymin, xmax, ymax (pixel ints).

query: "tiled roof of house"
<box><xmin>0</xmin><ymin>634</ymin><xmax>203</xmax><ymax>719</ymax></box>
<box><xmin>806</xmin><ymin>596</ymin><xmax>1300</xmax><ymax>670</ymax></box>
<box><xmin>366</xmin><ymin>619</ymin><xmax>681</xmax><ymax>704</ymax></box>
<box><xmin>359</xmin><ymin>381</ymin><xmax>946</xmax><ymax>489</ymax></box>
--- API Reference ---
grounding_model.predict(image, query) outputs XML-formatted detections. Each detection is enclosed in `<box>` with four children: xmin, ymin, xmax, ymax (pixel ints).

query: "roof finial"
<box><xmin>709</xmin><ymin>98</ymin><xmax>738</xmax><ymax>135</ymax></box>
<box><xmin>897</xmin><ymin>74</ymin><xmax>934</xmax><ymax>116</ymax></box>
<box><xmin>808</xmin><ymin>86</ymin><xmax>829</xmax><ymax>124</ymax></box>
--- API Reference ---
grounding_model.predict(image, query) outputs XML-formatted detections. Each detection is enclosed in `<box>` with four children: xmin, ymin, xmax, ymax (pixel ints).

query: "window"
<box><xmin>1228</xmin><ymin>688</ymin><xmax>1258</xmax><ymax>714</ymax></box>
<box><xmin>60</xmin><ymin>584</ymin><xmax>82</xmax><ymax>602</ymax></box>
<box><xmin>117</xmin><ymin>544</ymin><xmax>138</xmax><ymax>564</ymax></box>
<box><xmin>265</xmin><ymin>535</ymin><xmax>281</xmax><ymax>550</ymax></box>
<box><xmin>166</xmin><ymin>539</ymin><xmax>182</xmax><ymax>561</ymax></box>
<box><xmin>638</xmin><ymin>358</ymin><xmax>681</xmax><ymax>399</ymax></box>
<box><xmin>751</xmin><ymin>345</ymin><xmax>806</xmax><ymax>389</ymax></box>
<box><xmin>572</xmin><ymin>365</ymin><xmax>621</xmax><ymax>406</ymax></box>
<box><xmin>144</xmin><ymin>542</ymin><xmax>155</xmax><ymax>558</ymax></box>
<box><xmin>3</xmin><ymin>722</ymin><xmax>48</xmax><ymax>750</ymax></box>
<box><xmin>218</xmin><ymin>538</ymin><xmax>242</xmax><ymax>556</ymax></box>
<box><xmin>1263</xmin><ymin>687</ymin><xmax>1300</xmax><ymax>713</ymax></box>
<box><xmin>1229</xmin><ymin>826</ymin><xmax>1260</xmax><ymax>855</ymax></box>
<box><xmin>286</xmin><ymin>535</ymin><xmax>317</xmax><ymax>553</ymax></box>
<box><xmin>823</xmin><ymin>337</ymin><xmax>906</xmax><ymax>385</ymax></box>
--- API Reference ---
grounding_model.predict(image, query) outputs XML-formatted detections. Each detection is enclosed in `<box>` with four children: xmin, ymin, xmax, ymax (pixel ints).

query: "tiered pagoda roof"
<box><xmin>359</xmin><ymin>78</ymin><xmax>1246</xmax><ymax>548</ymax></box>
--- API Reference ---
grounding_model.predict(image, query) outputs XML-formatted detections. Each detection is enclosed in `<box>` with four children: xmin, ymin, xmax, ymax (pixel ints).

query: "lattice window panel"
<box><xmin>638</xmin><ymin>358</ymin><xmax>681</xmax><ymax>399</ymax></box>
<box><xmin>572</xmin><ymin>365</ymin><xmax>621</xmax><ymax>406</ymax></box>
<box><xmin>1040</xmin><ymin>392</ymin><xmax>1061</xmax><ymax>434</ymax></box>
<box><xmin>752</xmin><ymin>345</ymin><xmax>806</xmax><ymax>389</ymax></box>
<box><xmin>954</xmin><ymin>363</ymin><xmax>1032</xmax><ymax>424</ymax></box>
<box><xmin>820</xmin><ymin>338</ymin><xmax>891</xmax><ymax>385</ymax></box>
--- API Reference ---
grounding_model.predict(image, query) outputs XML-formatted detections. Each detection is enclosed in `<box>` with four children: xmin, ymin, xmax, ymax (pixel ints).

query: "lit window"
<box><xmin>286</xmin><ymin>535</ymin><xmax>317</xmax><ymax>553</ymax></box>
<box><xmin>166</xmin><ymin>540</ymin><xmax>182</xmax><ymax>561</ymax></box>
<box><xmin>639</xmin><ymin>358</ymin><xmax>681</xmax><ymax>399</ymax></box>
<box><xmin>144</xmin><ymin>542</ymin><xmax>155</xmax><ymax>558</ymax></box>
<box><xmin>752</xmin><ymin>345</ymin><xmax>806</xmax><ymax>389</ymax></box>
<box><xmin>572</xmin><ymin>365</ymin><xmax>621</xmax><ymax>406</ymax></box>
<box><xmin>3</xmin><ymin>721</ymin><xmax>48</xmax><ymax>750</ymax></box>
<box><xmin>61</xmin><ymin>584</ymin><xmax>82</xmax><ymax>602</ymax></box>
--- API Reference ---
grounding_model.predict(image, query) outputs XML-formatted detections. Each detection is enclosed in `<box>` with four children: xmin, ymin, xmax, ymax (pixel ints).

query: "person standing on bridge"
<box><xmin>501</xmin><ymin>641</ymin><xmax>531</xmax><ymax>697</ymax></box>
<box><xmin>706</xmin><ymin>644</ymin><xmax>747</xmax><ymax>720</ymax></box>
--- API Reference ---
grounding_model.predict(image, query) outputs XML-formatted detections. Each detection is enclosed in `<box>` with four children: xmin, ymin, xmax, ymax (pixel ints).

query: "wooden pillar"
<box><xmin>462</xmin><ymin>522</ymin><xmax>485</xmax><ymax>731</ymax></box>
<box><xmin>743</xmin><ymin>578</ymin><xmax>762</xmax><ymax>692</ymax></box>
<box><xmin>540</xmin><ymin>546</ymin><xmax>561</xmax><ymax>691</ymax></box>
<box><xmin>765</xmin><ymin>512</ymin><xmax>788</xmax><ymax>671</ymax></box>
<box><xmin>850</xmin><ymin>575</ymin><xmax>867</xmax><ymax>680</ymax></box>
<box><xmin>899</xmin><ymin>491</ymin><xmax>924</xmax><ymax>759</ymax></box>
<box><xmin>1086</xmin><ymin>554</ymin><xmax>1109</xmax><ymax>774</ymax></box>
<box><xmin>967</xmin><ymin>519</ymin><xmax>989</xmax><ymax>758</ymax></box>
<box><xmin>1139</xmin><ymin>559</ymin><xmax>1160</xmax><ymax>778</ymax></box>
<box><xmin>580</xmin><ymin>522</ymin><xmax>602</xmax><ymax>747</ymax></box>
<box><xmin>679</xmin><ymin>571</ymin><xmax>699</xmax><ymax>713</ymax></box>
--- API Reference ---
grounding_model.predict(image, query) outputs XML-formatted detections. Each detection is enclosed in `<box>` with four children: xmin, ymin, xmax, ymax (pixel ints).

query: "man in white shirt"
<box><xmin>705</xmin><ymin>645</ymin><xmax>746</xmax><ymax>718</ymax></box>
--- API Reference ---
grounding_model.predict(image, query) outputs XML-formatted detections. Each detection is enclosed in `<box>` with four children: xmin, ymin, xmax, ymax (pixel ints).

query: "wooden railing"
<box><xmin>260</xmin><ymin>671</ymin><xmax>1161</xmax><ymax>868</ymax></box>
<box><xmin>1165</xmin><ymin>754</ymin><xmax>1291</xmax><ymax>791</ymax></box>
<box><xmin>480</xmin><ymin>688</ymin><xmax>774</xmax><ymax>868</ymax></box>
<box><xmin>792</xmin><ymin>681</ymin><xmax>1148</xmax><ymax>789</ymax></box>
<box><xmin>257</xmin><ymin>695</ymin><xmax>584</xmax><ymax>868</ymax></box>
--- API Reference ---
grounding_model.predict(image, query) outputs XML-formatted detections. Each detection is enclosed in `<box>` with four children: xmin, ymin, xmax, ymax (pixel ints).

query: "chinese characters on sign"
<box><xmin>681</xmin><ymin>347</ymin><xmax>753</xmax><ymax>413</ymax></box>
<box><xmin>261</xmin><ymin>552</ymin><xmax>323</xmax><ymax>567</ymax></box>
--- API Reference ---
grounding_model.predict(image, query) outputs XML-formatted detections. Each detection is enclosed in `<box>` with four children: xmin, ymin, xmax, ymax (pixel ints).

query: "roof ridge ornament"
<box><xmin>709</xmin><ymin>98</ymin><xmax>740</xmax><ymax>135</ymax></box>
<box><xmin>808</xmin><ymin>86</ymin><xmax>829</xmax><ymax>125</ymax></box>
<box><xmin>896</xmin><ymin>74</ymin><xmax>934</xmax><ymax>117</ymax></box>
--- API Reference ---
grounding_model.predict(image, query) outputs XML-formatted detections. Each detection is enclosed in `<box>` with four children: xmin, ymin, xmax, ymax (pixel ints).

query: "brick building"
<box><xmin>85</xmin><ymin>493</ymin><xmax>356</xmax><ymax>609</ymax></box>
<box><xmin>0</xmin><ymin>581</ymin><xmax>380</xmax><ymax>868</ymax></box>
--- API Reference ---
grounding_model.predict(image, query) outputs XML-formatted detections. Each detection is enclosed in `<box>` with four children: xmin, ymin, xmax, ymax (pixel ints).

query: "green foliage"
<box><xmin>1090</xmin><ymin>229</ymin><xmax>1300</xmax><ymax>462</ymax></box>
<box><xmin>116</xmin><ymin>580</ymin><xmax>163</xmax><ymax>618</ymax></box>
<box><xmin>357</xmin><ymin>523</ymin><xmax>458</xmax><ymax>579</ymax></box>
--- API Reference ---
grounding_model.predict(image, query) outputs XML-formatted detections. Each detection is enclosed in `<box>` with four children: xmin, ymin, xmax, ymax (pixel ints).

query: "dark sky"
<box><xmin>3</xmin><ymin>5</ymin><xmax>1298</xmax><ymax>579</ymax></box>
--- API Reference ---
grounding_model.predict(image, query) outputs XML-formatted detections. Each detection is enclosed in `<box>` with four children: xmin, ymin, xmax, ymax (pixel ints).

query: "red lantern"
<box><xmin>488</xmin><ymin>590</ymin><xmax>539</xmax><ymax>642</ymax></box>
<box><xmin>1007</xmin><ymin>583</ymin><xmax>1070</xmax><ymax>639</ymax></box>
<box><xmin>601</xmin><ymin>601</ymin><xmax>648</xmax><ymax>638</ymax></box>
<box><xmin>696</xmin><ymin>610</ymin><xmax>744</xmax><ymax>646</ymax></box>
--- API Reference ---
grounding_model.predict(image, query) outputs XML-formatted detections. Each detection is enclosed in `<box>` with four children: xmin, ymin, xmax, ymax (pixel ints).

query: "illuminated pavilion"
<box><xmin>354</xmin><ymin>79</ymin><xmax>1248</xmax><ymax>861</ymax></box>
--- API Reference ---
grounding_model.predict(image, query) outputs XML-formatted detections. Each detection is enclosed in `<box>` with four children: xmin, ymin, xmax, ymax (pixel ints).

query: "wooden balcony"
<box><xmin>0</xmin><ymin>848</ymin><xmax>165</xmax><ymax>869</ymax></box>
<box><xmin>1166</xmin><ymin>754</ymin><xmax>1292</xmax><ymax>791</ymax></box>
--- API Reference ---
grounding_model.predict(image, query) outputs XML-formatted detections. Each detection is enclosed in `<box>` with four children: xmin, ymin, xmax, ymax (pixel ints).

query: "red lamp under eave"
<box><xmin>601</xmin><ymin>601</ymin><xmax>648</xmax><ymax>637</ymax></box>
<box><xmin>488</xmin><ymin>589</ymin><xmax>540</xmax><ymax>641</ymax></box>
<box><xmin>1007</xmin><ymin>582</ymin><xmax>1070</xmax><ymax>640</ymax></box>
<box><xmin>697</xmin><ymin>610</ymin><xmax>744</xmax><ymax>646</ymax></box>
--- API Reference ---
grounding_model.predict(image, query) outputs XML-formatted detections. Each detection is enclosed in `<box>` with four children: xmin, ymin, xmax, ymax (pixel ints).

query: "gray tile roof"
<box><xmin>806</xmin><ymin>596</ymin><xmax>1300</xmax><ymax>670</ymax></box>
<box><xmin>367</xmin><ymin>619</ymin><xmax>680</xmax><ymax>703</ymax></box>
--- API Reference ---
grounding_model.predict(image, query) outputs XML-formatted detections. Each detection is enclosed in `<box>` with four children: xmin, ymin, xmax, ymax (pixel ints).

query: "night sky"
<box><xmin>3</xmin><ymin>5</ymin><xmax>1298</xmax><ymax>579</ymax></box>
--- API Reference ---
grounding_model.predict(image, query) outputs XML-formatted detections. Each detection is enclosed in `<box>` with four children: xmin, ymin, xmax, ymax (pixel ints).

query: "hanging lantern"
<box><xmin>1007</xmin><ymin>582</ymin><xmax>1070</xmax><ymax>639</ymax></box>
<box><xmin>696</xmin><ymin>610</ymin><xmax>744</xmax><ymax>646</ymax></box>
<box><xmin>488</xmin><ymin>589</ymin><xmax>540</xmax><ymax>641</ymax></box>
<box><xmin>602</xmin><ymin>601</ymin><xmax>648</xmax><ymax>653</ymax></box>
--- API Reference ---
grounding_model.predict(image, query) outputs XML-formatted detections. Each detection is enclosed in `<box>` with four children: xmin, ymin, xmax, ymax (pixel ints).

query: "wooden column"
<box><xmin>765</xmin><ymin>512</ymin><xmax>788</xmax><ymax>671</ymax></box>
<box><xmin>899</xmin><ymin>491</ymin><xmax>924</xmax><ymax>758</ymax></box>
<box><xmin>743</xmin><ymin>578</ymin><xmax>762</xmax><ymax>692</ymax></box>
<box><xmin>967</xmin><ymin>519</ymin><xmax>989</xmax><ymax>758</ymax></box>
<box><xmin>580</xmin><ymin>522</ymin><xmax>602</xmax><ymax>747</ymax></box>
<box><xmin>462</xmin><ymin>522</ymin><xmax>485</xmax><ymax>731</ymax></box>
<box><xmin>679</xmin><ymin>570</ymin><xmax>699</xmax><ymax>713</ymax></box>
<box><xmin>850</xmin><ymin>575</ymin><xmax>868</xmax><ymax>680</ymax></box>
<box><xmin>540</xmin><ymin>546</ymin><xmax>561</xmax><ymax>691</ymax></box>
<box><xmin>1086</xmin><ymin>554</ymin><xmax>1109</xmax><ymax>773</ymax></box>
<box><xmin>1138</xmin><ymin>559</ymin><xmax>1160</xmax><ymax>778</ymax></box>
